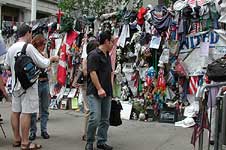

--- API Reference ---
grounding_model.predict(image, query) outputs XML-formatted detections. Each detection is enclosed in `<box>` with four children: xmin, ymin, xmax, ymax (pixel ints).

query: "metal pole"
<box><xmin>196</xmin><ymin>82</ymin><xmax>226</xmax><ymax>150</ymax></box>
<box><xmin>215</xmin><ymin>97</ymin><xmax>221</xmax><ymax>150</ymax></box>
<box><xmin>196</xmin><ymin>82</ymin><xmax>226</xmax><ymax>98</ymax></box>
<box><xmin>198</xmin><ymin>97</ymin><xmax>204</xmax><ymax>150</ymax></box>
<box><xmin>31</xmin><ymin>0</ymin><xmax>37</xmax><ymax>21</ymax></box>
<box><xmin>221</xmin><ymin>94</ymin><xmax>226</xmax><ymax>147</ymax></box>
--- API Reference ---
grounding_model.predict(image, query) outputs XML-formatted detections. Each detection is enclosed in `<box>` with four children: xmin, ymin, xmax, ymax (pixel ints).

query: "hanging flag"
<box><xmin>189</xmin><ymin>76</ymin><xmax>199</xmax><ymax>95</ymax></box>
<box><xmin>110</xmin><ymin>38</ymin><xmax>118</xmax><ymax>72</ymax></box>
<box><xmin>57</xmin><ymin>44</ymin><xmax>67</xmax><ymax>86</ymax></box>
<box><xmin>66</xmin><ymin>30</ymin><xmax>78</xmax><ymax>46</ymax></box>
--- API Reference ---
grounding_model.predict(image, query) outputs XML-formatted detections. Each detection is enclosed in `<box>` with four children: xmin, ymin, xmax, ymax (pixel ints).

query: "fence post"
<box><xmin>215</xmin><ymin>96</ymin><xmax>221</xmax><ymax>150</ymax></box>
<box><xmin>221</xmin><ymin>94</ymin><xmax>226</xmax><ymax>149</ymax></box>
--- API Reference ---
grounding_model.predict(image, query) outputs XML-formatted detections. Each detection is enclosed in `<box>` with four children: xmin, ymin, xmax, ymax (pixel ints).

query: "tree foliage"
<box><xmin>58</xmin><ymin>0</ymin><xmax>77</xmax><ymax>14</ymax></box>
<box><xmin>58</xmin><ymin>0</ymin><xmax>111</xmax><ymax>16</ymax></box>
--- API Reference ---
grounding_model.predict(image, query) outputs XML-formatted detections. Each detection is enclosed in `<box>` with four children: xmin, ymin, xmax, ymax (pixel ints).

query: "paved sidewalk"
<box><xmin>0</xmin><ymin>102</ymin><xmax>196</xmax><ymax>150</ymax></box>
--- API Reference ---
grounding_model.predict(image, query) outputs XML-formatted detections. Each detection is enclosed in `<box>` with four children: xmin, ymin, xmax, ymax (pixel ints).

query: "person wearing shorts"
<box><xmin>5</xmin><ymin>23</ymin><xmax>58</xmax><ymax>150</ymax></box>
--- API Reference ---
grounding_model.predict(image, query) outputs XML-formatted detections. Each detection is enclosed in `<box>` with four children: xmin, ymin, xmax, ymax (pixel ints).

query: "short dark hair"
<box><xmin>17</xmin><ymin>23</ymin><xmax>31</xmax><ymax>38</ymax></box>
<box><xmin>87</xmin><ymin>40</ymin><xmax>99</xmax><ymax>54</ymax></box>
<box><xmin>99</xmin><ymin>30</ymin><xmax>111</xmax><ymax>45</ymax></box>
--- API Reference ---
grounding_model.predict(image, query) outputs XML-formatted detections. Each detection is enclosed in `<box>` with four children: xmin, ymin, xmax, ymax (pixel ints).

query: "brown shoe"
<box><xmin>13</xmin><ymin>140</ymin><xmax>21</xmax><ymax>147</ymax></box>
<box><xmin>21</xmin><ymin>142</ymin><xmax>42</xmax><ymax>150</ymax></box>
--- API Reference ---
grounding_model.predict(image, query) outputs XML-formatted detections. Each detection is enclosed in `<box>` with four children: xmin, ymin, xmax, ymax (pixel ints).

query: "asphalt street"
<box><xmin>0</xmin><ymin>102</ymin><xmax>201</xmax><ymax>150</ymax></box>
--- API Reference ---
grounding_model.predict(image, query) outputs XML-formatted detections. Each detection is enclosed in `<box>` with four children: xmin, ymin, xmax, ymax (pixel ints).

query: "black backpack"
<box><xmin>206</xmin><ymin>58</ymin><xmax>226</xmax><ymax>82</ymax></box>
<box><xmin>14</xmin><ymin>43</ymin><xmax>40</xmax><ymax>91</ymax></box>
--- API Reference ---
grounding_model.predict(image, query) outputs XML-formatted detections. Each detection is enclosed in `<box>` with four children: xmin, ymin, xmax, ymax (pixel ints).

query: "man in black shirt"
<box><xmin>85</xmin><ymin>31</ymin><xmax>113</xmax><ymax>150</ymax></box>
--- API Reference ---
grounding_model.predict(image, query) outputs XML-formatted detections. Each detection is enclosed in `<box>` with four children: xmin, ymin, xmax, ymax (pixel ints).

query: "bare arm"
<box><xmin>82</xmin><ymin>59</ymin><xmax>87</xmax><ymax>76</ymax></box>
<box><xmin>90</xmin><ymin>71</ymin><xmax>106</xmax><ymax>97</ymax></box>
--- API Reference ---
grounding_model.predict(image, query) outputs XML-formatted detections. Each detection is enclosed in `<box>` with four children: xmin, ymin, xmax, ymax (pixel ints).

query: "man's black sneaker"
<box><xmin>41</xmin><ymin>132</ymin><xmax>50</xmax><ymax>139</ymax></box>
<box><xmin>97</xmin><ymin>144</ymin><xmax>113</xmax><ymax>150</ymax></box>
<box><xmin>210</xmin><ymin>140</ymin><xmax>214</xmax><ymax>145</ymax></box>
<box><xmin>29</xmin><ymin>132</ymin><xmax>36</xmax><ymax>141</ymax></box>
<box><xmin>85</xmin><ymin>143</ymin><xmax>93</xmax><ymax>150</ymax></box>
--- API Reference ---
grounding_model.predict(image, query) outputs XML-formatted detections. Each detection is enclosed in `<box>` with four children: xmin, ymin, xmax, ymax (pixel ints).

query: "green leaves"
<box><xmin>58</xmin><ymin>0</ymin><xmax>115</xmax><ymax>16</ymax></box>
<box><xmin>58</xmin><ymin>0</ymin><xmax>76</xmax><ymax>14</ymax></box>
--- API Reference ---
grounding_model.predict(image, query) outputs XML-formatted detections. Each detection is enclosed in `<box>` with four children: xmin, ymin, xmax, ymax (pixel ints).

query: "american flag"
<box><xmin>191</xmin><ymin>111</ymin><xmax>209</xmax><ymax>147</ymax></box>
<box><xmin>189</xmin><ymin>76</ymin><xmax>199</xmax><ymax>95</ymax></box>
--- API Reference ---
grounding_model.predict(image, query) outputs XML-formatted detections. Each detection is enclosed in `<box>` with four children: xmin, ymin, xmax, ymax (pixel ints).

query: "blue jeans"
<box><xmin>30</xmin><ymin>81</ymin><xmax>50</xmax><ymax>133</ymax></box>
<box><xmin>86</xmin><ymin>95</ymin><xmax>111</xmax><ymax>145</ymax></box>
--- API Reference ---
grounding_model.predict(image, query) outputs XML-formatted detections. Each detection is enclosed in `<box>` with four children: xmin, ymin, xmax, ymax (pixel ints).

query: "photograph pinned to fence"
<box><xmin>150</xmin><ymin>36</ymin><xmax>161</xmax><ymax>49</ymax></box>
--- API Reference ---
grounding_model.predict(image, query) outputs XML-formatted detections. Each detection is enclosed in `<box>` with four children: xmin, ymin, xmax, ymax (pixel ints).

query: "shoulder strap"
<box><xmin>12</xmin><ymin>43</ymin><xmax>28</xmax><ymax>96</ymax></box>
<box><xmin>21</xmin><ymin>43</ymin><xmax>28</xmax><ymax>55</ymax></box>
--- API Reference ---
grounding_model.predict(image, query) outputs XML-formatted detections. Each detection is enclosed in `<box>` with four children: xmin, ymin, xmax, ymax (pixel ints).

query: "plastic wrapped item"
<box><xmin>159</xmin><ymin>48</ymin><xmax>170</xmax><ymax>63</ymax></box>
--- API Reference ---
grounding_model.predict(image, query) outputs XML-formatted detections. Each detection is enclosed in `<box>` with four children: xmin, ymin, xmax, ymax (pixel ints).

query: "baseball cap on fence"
<box><xmin>17</xmin><ymin>23</ymin><xmax>32</xmax><ymax>38</ymax></box>
<box><xmin>173</xmin><ymin>0</ymin><xmax>188</xmax><ymax>11</ymax></box>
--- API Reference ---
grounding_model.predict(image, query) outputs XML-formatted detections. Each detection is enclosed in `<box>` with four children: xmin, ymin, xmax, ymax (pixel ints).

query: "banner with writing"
<box><xmin>179</xmin><ymin>29</ymin><xmax>226</xmax><ymax>76</ymax></box>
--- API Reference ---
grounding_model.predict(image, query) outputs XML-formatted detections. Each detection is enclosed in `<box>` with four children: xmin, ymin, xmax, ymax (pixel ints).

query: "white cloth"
<box><xmin>175</xmin><ymin>117</ymin><xmax>196</xmax><ymax>128</ymax></box>
<box><xmin>218</xmin><ymin>0</ymin><xmax>226</xmax><ymax>23</ymax></box>
<box><xmin>81</xmin><ymin>43</ymin><xmax>88</xmax><ymax>59</ymax></box>
<box><xmin>4</xmin><ymin>41</ymin><xmax>50</xmax><ymax>92</ymax></box>
<box><xmin>208</xmin><ymin>106</ymin><xmax>216</xmax><ymax>141</ymax></box>
<box><xmin>117</xmin><ymin>24</ymin><xmax>130</xmax><ymax>48</ymax></box>
<box><xmin>145</xmin><ymin>21</ymin><xmax>151</xmax><ymax>34</ymax></box>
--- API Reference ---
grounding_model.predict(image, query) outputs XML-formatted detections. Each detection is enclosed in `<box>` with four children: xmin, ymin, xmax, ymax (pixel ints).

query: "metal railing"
<box><xmin>196</xmin><ymin>82</ymin><xmax>226</xmax><ymax>150</ymax></box>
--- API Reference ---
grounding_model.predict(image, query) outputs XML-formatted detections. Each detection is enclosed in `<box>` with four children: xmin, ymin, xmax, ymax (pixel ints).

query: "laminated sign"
<box><xmin>150</xmin><ymin>36</ymin><xmax>161</xmax><ymax>49</ymax></box>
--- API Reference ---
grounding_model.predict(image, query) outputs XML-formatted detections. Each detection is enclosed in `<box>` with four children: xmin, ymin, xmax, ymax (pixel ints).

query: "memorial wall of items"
<box><xmin>1</xmin><ymin>0</ymin><xmax>226</xmax><ymax>124</ymax></box>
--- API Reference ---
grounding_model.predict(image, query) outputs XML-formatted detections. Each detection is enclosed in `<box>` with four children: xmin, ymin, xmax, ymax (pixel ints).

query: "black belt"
<box><xmin>38</xmin><ymin>78</ymin><xmax>48</xmax><ymax>82</ymax></box>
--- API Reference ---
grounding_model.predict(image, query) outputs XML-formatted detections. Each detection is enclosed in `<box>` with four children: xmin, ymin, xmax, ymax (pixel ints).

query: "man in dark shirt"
<box><xmin>85</xmin><ymin>31</ymin><xmax>113</xmax><ymax>150</ymax></box>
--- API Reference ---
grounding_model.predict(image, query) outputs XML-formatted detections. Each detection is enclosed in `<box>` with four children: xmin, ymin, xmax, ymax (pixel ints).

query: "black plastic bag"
<box><xmin>110</xmin><ymin>100</ymin><xmax>123</xmax><ymax>126</ymax></box>
<box><xmin>206</xmin><ymin>58</ymin><xmax>226</xmax><ymax>82</ymax></box>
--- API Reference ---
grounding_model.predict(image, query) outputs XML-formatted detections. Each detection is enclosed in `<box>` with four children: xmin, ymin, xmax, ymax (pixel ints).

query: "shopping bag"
<box><xmin>110</xmin><ymin>100</ymin><xmax>123</xmax><ymax>126</ymax></box>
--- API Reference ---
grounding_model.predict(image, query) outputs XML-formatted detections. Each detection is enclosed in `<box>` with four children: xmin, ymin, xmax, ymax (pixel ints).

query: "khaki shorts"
<box><xmin>12</xmin><ymin>83</ymin><xmax>39</xmax><ymax>114</ymax></box>
<box><xmin>79</xmin><ymin>84</ymin><xmax>89</xmax><ymax>114</ymax></box>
